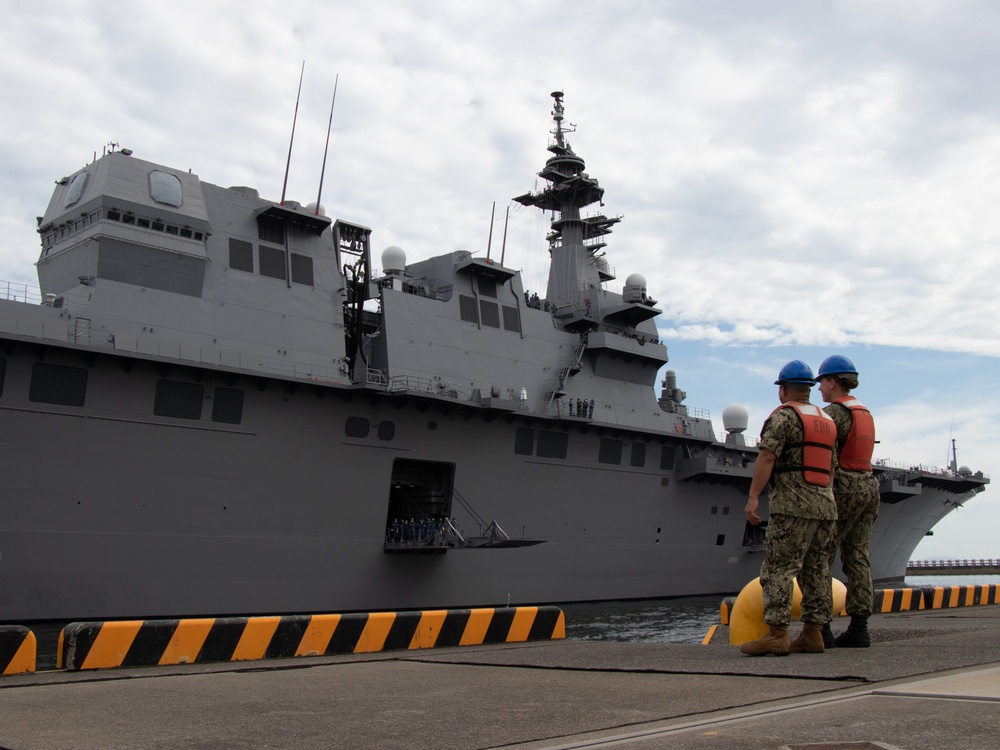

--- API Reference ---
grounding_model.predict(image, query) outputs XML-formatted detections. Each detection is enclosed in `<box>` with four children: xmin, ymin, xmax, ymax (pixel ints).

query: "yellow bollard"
<box><xmin>729</xmin><ymin>577</ymin><xmax>847</xmax><ymax>645</ymax></box>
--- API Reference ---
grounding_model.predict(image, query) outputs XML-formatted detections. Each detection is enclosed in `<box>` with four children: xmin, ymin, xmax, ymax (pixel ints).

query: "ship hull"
<box><xmin>0</xmin><ymin>337</ymin><xmax>981</xmax><ymax>622</ymax></box>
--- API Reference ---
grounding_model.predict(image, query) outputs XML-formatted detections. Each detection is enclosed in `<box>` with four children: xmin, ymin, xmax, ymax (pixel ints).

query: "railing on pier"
<box><xmin>906</xmin><ymin>559</ymin><xmax>1000</xmax><ymax>575</ymax></box>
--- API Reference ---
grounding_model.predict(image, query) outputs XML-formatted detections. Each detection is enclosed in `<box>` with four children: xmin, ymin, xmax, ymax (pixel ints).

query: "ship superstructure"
<box><xmin>0</xmin><ymin>93</ymin><xmax>988</xmax><ymax>622</ymax></box>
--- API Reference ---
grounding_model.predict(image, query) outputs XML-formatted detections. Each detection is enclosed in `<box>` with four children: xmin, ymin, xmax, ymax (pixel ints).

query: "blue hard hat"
<box><xmin>817</xmin><ymin>354</ymin><xmax>858</xmax><ymax>378</ymax></box>
<box><xmin>774</xmin><ymin>360</ymin><xmax>815</xmax><ymax>385</ymax></box>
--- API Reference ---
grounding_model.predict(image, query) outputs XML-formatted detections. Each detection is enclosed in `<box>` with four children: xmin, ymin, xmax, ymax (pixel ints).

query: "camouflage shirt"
<box><xmin>759</xmin><ymin>400</ymin><xmax>838</xmax><ymax>520</ymax></box>
<box><xmin>824</xmin><ymin>401</ymin><xmax>882</xmax><ymax>499</ymax></box>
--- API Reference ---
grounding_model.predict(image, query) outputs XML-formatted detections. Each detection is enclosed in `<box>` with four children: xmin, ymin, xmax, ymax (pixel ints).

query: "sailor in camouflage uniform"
<box><xmin>817</xmin><ymin>355</ymin><xmax>880</xmax><ymax>648</ymax></box>
<box><xmin>741</xmin><ymin>360</ymin><xmax>838</xmax><ymax>656</ymax></box>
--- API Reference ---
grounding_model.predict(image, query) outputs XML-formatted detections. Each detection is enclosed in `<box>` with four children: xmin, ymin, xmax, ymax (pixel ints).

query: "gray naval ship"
<box><xmin>0</xmin><ymin>92</ymin><xmax>990</xmax><ymax>622</ymax></box>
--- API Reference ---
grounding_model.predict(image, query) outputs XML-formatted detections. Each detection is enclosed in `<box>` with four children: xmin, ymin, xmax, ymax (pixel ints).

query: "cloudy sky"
<box><xmin>2</xmin><ymin>1</ymin><xmax>998</xmax><ymax>560</ymax></box>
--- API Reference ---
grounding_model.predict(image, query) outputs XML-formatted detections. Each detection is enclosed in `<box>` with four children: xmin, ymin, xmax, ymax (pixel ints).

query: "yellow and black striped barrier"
<box><xmin>58</xmin><ymin>606</ymin><xmax>565</xmax><ymax>671</ymax></box>
<box><xmin>922</xmin><ymin>583</ymin><xmax>1000</xmax><ymax>609</ymax></box>
<box><xmin>873</xmin><ymin>587</ymin><xmax>925</xmax><ymax>613</ymax></box>
<box><xmin>0</xmin><ymin>626</ymin><xmax>36</xmax><ymax>675</ymax></box>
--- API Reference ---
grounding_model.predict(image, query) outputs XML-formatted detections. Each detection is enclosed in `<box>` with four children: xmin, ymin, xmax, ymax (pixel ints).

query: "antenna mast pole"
<box><xmin>500</xmin><ymin>206</ymin><xmax>510</xmax><ymax>266</ymax></box>
<box><xmin>486</xmin><ymin>202</ymin><xmax>496</xmax><ymax>259</ymax></box>
<box><xmin>280</xmin><ymin>61</ymin><xmax>305</xmax><ymax>206</ymax></box>
<box><xmin>315</xmin><ymin>74</ymin><xmax>339</xmax><ymax>216</ymax></box>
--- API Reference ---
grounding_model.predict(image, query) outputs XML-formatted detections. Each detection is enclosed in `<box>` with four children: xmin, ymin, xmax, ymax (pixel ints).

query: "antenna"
<box><xmin>500</xmin><ymin>206</ymin><xmax>510</xmax><ymax>266</ymax></box>
<box><xmin>280</xmin><ymin>61</ymin><xmax>305</xmax><ymax>206</ymax></box>
<box><xmin>315</xmin><ymin>74</ymin><xmax>339</xmax><ymax>216</ymax></box>
<box><xmin>486</xmin><ymin>202</ymin><xmax>495</xmax><ymax>259</ymax></box>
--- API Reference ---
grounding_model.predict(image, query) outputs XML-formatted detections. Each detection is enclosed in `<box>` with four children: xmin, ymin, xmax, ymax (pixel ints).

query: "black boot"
<box><xmin>834</xmin><ymin>615</ymin><xmax>871</xmax><ymax>648</ymax></box>
<box><xmin>822</xmin><ymin>622</ymin><xmax>835</xmax><ymax>649</ymax></box>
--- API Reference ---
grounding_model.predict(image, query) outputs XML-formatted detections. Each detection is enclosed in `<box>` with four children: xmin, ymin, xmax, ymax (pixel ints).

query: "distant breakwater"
<box><xmin>907</xmin><ymin>559</ymin><xmax>1000</xmax><ymax>575</ymax></box>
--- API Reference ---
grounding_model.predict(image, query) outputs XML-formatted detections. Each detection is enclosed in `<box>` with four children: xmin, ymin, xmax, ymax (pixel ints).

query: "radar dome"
<box><xmin>382</xmin><ymin>245</ymin><xmax>406</xmax><ymax>274</ymax></box>
<box><xmin>623</xmin><ymin>273</ymin><xmax>648</xmax><ymax>303</ymax></box>
<box><xmin>722</xmin><ymin>404</ymin><xmax>749</xmax><ymax>434</ymax></box>
<box><xmin>305</xmin><ymin>202</ymin><xmax>327</xmax><ymax>217</ymax></box>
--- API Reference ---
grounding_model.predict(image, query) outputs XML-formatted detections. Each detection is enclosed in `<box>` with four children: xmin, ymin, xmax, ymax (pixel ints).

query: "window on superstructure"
<box><xmin>229</xmin><ymin>239</ymin><xmax>254</xmax><ymax>272</ymax></box>
<box><xmin>660</xmin><ymin>445</ymin><xmax>676</xmax><ymax>470</ymax></box>
<box><xmin>259</xmin><ymin>245</ymin><xmax>287</xmax><ymax>280</ymax></box>
<box><xmin>631</xmin><ymin>443</ymin><xmax>646</xmax><ymax>467</ymax></box>
<box><xmin>345</xmin><ymin>417</ymin><xmax>370</xmax><ymax>438</ymax></box>
<box><xmin>154</xmin><ymin>380</ymin><xmax>204</xmax><ymax>420</ymax></box>
<box><xmin>599</xmin><ymin>438</ymin><xmax>623</xmax><ymax>465</ymax></box>
<box><xmin>290</xmin><ymin>253</ymin><xmax>314</xmax><ymax>286</ymax></box>
<box><xmin>29</xmin><ymin>363</ymin><xmax>88</xmax><ymax>407</ymax></box>
<box><xmin>459</xmin><ymin>295</ymin><xmax>478</xmax><ymax>324</ymax></box>
<box><xmin>537</xmin><ymin>430</ymin><xmax>568</xmax><ymax>459</ymax></box>
<box><xmin>122</xmin><ymin>214</ymin><xmax>136</xmax><ymax>225</ymax></box>
<box><xmin>514</xmin><ymin>427</ymin><xmax>534</xmax><ymax>455</ymax></box>
<box><xmin>478</xmin><ymin>278</ymin><xmax>497</xmax><ymax>298</ymax></box>
<box><xmin>502</xmin><ymin>305</ymin><xmax>520</xmax><ymax>333</ymax></box>
<box><xmin>149</xmin><ymin>170</ymin><xmax>183</xmax><ymax>207</ymax></box>
<box><xmin>0</xmin><ymin>357</ymin><xmax>6</xmax><ymax>397</ymax></box>
<box><xmin>258</xmin><ymin>215</ymin><xmax>285</xmax><ymax>245</ymax></box>
<box><xmin>480</xmin><ymin>300</ymin><xmax>500</xmax><ymax>328</ymax></box>
<box><xmin>377</xmin><ymin>421</ymin><xmax>395</xmax><ymax>441</ymax></box>
<box><xmin>212</xmin><ymin>387</ymin><xmax>245</xmax><ymax>424</ymax></box>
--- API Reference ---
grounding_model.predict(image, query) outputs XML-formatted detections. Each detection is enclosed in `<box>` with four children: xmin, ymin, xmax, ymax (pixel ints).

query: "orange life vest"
<box><xmin>831</xmin><ymin>396</ymin><xmax>875</xmax><ymax>471</ymax></box>
<box><xmin>769</xmin><ymin>402</ymin><xmax>836</xmax><ymax>487</ymax></box>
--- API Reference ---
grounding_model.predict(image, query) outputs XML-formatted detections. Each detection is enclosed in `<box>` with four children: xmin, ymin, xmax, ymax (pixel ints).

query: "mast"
<box><xmin>513</xmin><ymin>92</ymin><xmax>619</xmax><ymax>317</ymax></box>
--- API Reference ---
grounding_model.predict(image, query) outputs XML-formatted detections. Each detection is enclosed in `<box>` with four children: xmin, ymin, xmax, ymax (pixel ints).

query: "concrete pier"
<box><xmin>2</xmin><ymin>606</ymin><xmax>999</xmax><ymax>749</ymax></box>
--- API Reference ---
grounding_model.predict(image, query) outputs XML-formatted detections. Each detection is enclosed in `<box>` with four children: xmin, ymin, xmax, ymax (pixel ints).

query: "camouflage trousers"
<box><xmin>829</xmin><ymin>474</ymin><xmax>881</xmax><ymax>616</ymax></box>
<box><xmin>760</xmin><ymin>513</ymin><xmax>837</xmax><ymax>626</ymax></box>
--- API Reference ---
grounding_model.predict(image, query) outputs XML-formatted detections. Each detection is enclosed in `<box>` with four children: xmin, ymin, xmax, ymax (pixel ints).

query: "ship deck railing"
<box><xmin>1</xmin><ymin>280</ymin><xmax>43</xmax><ymax>305</ymax></box>
<box><xmin>386</xmin><ymin>374</ymin><xmax>473</xmax><ymax>401</ymax></box>
<box><xmin>873</xmin><ymin>458</ymin><xmax>989</xmax><ymax>480</ymax></box>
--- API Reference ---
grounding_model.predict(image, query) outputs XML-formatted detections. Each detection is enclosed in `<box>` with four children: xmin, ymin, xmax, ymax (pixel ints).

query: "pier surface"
<box><xmin>3</xmin><ymin>606</ymin><xmax>1000</xmax><ymax>749</ymax></box>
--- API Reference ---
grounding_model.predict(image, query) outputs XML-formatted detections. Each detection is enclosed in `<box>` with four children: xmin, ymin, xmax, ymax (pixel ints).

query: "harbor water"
<box><xmin>561</xmin><ymin>575</ymin><xmax>1000</xmax><ymax>644</ymax></box>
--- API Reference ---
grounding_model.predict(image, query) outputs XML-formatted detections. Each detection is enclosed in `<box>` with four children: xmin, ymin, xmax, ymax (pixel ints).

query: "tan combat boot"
<box><xmin>789</xmin><ymin>622</ymin><xmax>825</xmax><ymax>653</ymax></box>
<box><xmin>740</xmin><ymin>625</ymin><xmax>790</xmax><ymax>656</ymax></box>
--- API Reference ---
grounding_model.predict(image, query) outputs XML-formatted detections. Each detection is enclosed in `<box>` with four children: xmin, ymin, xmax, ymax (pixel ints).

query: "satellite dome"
<box><xmin>382</xmin><ymin>245</ymin><xmax>406</xmax><ymax>274</ymax></box>
<box><xmin>722</xmin><ymin>404</ymin><xmax>749</xmax><ymax>434</ymax></box>
<box><xmin>305</xmin><ymin>202</ymin><xmax>327</xmax><ymax>217</ymax></box>
<box><xmin>623</xmin><ymin>273</ymin><xmax>648</xmax><ymax>303</ymax></box>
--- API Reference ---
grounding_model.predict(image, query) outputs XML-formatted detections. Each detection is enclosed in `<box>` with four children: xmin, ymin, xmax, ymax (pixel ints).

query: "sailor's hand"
<box><xmin>745</xmin><ymin>497</ymin><xmax>761</xmax><ymax>525</ymax></box>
